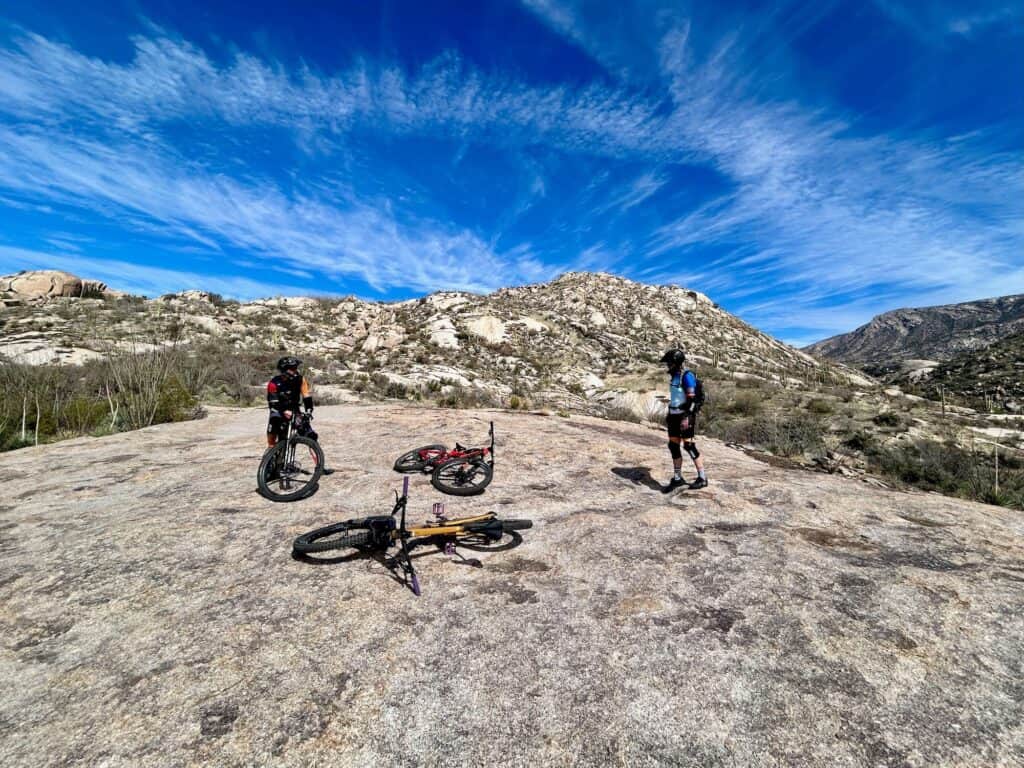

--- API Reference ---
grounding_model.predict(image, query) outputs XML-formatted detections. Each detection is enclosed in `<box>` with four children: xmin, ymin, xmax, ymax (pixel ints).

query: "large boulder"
<box><xmin>0</xmin><ymin>270</ymin><xmax>106</xmax><ymax>304</ymax></box>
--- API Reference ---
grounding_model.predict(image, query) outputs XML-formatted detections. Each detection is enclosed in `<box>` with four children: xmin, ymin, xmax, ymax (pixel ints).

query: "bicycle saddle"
<box><xmin>455</xmin><ymin>442</ymin><xmax>466</xmax><ymax>451</ymax></box>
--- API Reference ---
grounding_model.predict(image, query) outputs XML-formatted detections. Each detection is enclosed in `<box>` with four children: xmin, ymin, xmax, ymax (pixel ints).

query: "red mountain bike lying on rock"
<box><xmin>393</xmin><ymin>421</ymin><xmax>495</xmax><ymax>496</ymax></box>
<box><xmin>292</xmin><ymin>477</ymin><xmax>532</xmax><ymax>595</ymax></box>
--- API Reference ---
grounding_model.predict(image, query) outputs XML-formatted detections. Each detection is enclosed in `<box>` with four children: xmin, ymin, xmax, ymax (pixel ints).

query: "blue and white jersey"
<box><xmin>669</xmin><ymin>370</ymin><xmax>698</xmax><ymax>413</ymax></box>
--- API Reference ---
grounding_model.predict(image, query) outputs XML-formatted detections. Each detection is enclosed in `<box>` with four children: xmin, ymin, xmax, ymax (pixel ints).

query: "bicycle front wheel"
<box><xmin>432</xmin><ymin>457</ymin><xmax>493</xmax><ymax>496</ymax></box>
<box><xmin>293</xmin><ymin>521</ymin><xmax>372</xmax><ymax>554</ymax></box>
<box><xmin>394</xmin><ymin>444</ymin><xmax>447</xmax><ymax>472</ymax></box>
<box><xmin>258</xmin><ymin>436</ymin><xmax>324</xmax><ymax>502</ymax></box>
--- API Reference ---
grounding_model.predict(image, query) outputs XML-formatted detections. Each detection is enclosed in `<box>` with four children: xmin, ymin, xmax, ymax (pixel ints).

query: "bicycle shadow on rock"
<box><xmin>612</xmin><ymin>466</ymin><xmax>668</xmax><ymax>493</ymax></box>
<box><xmin>291</xmin><ymin>532</ymin><xmax>527</xmax><ymax>594</ymax></box>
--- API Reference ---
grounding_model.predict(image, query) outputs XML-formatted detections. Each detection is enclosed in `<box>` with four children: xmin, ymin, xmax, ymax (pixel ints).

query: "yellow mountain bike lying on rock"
<box><xmin>291</xmin><ymin>477</ymin><xmax>532</xmax><ymax>595</ymax></box>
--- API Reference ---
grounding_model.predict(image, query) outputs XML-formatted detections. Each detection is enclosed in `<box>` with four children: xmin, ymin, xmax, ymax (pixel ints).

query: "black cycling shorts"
<box><xmin>666</xmin><ymin>411</ymin><xmax>697</xmax><ymax>440</ymax></box>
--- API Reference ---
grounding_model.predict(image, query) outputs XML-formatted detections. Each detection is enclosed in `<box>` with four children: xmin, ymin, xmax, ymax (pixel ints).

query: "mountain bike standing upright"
<box><xmin>257</xmin><ymin>411</ymin><xmax>324</xmax><ymax>501</ymax></box>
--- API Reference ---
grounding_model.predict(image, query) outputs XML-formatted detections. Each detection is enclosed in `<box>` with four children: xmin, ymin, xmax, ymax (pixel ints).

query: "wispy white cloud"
<box><xmin>0</xmin><ymin>124</ymin><xmax>538</xmax><ymax>295</ymax></box>
<box><xmin>871</xmin><ymin>1</ymin><xmax>1022</xmax><ymax>42</ymax></box>
<box><xmin>0</xmin><ymin>14</ymin><xmax>1021</xmax><ymax>339</ymax></box>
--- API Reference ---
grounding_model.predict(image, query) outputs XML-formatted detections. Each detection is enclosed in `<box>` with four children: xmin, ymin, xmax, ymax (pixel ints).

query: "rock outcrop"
<box><xmin>0</xmin><ymin>405</ymin><xmax>1021</xmax><ymax>766</ymax></box>
<box><xmin>0</xmin><ymin>270</ymin><xmax>109</xmax><ymax>305</ymax></box>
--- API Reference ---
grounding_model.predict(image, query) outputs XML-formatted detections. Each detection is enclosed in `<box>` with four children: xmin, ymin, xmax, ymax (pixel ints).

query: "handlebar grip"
<box><xmin>403</xmin><ymin>476</ymin><xmax>409</xmax><ymax>496</ymax></box>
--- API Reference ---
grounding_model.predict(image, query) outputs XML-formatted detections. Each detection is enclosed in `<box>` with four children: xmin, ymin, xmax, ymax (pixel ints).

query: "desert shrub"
<box><xmin>508</xmin><ymin>394</ymin><xmax>530</xmax><ymax>410</ymax></box>
<box><xmin>864</xmin><ymin>439</ymin><xmax>1022</xmax><ymax>509</ymax></box>
<box><xmin>60</xmin><ymin>397</ymin><xmax>108</xmax><ymax>434</ymax></box>
<box><xmin>736</xmin><ymin>377</ymin><xmax>769</xmax><ymax>390</ymax></box>
<box><xmin>873</xmin><ymin>411</ymin><xmax>909</xmax><ymax>430</ymax></box>
<box><xmin>708</xmin><ymin>412</ymin><xmax>825</xmax><ymax>457</ymax></box>
<box><xmin>105</xmin><ymin>345</ymin><xmax>181</xmax><ymax>430</ymax></box>
<box><xmin>725</xmin><ymin>391</ymin><xmax>763</xmax><ymax>416</ymax></box>
<box><xmin>153</xmin><ymin>377</ymin><xmax>202</xmax><ymax>423</ymax></box>
<box><xmin>436</xmin><ymin>386</ymin><xmax>500</xmax><ymax>409</ymax></box>
<box><xmin>603</xmin><ymin>403</ymin><xmax>641</xmax><ymax>423</ymax></box>
<box><xmin>807</xmin><ymin>398</ymin><xmax>834</xmax><ymax>415</ymax></box>
<box><xmin>842</xmin><ymin>430</ymin><xmax>876</xmax><ymax>453</ymax></box>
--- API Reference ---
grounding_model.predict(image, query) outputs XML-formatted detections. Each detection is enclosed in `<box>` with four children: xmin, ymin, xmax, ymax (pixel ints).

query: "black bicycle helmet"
<box><xmin>277</xmin><ymin>355</ymin><xmax>302</xmax><ymax>372</ymax></box>
<box><xmin>660</xmin><ymin>348</ymin><xmax>686</xmax><ymax>368</ymax></box>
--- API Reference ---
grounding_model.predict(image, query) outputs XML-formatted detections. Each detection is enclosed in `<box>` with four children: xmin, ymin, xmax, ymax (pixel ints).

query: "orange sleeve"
<box><xmin>301</xmin><ymin>377</ymin><xmax>311</xmax><ymax>397</ymax></box>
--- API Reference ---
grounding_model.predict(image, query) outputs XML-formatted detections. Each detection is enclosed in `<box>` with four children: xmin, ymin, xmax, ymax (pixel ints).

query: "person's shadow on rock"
<box><xmin>611</xmin><ymin>466</ymin><xmax>667</xmax><ymax>493</ymax></box>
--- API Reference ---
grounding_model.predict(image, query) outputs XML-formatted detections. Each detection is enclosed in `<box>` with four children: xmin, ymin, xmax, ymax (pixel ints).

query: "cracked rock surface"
<box><xmin>0</xmin><ymin>405</ymin><xmax>1022</xmax><ymax>767</ymax></box>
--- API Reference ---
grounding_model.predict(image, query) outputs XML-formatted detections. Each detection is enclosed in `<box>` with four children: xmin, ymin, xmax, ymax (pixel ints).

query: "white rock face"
<box><xmin>426</xmin><ymin>292</ymin><xmax>471</xmax><ymax>311</ymax></box>
<box><xmin>509</xmin><ymin>317</ymin><xmax>548</xmax><ymax>333</ymax></box>
<box><xmin>581</xmin><ymin>372</ymin><xmax>605</xmax><ymax>390</ymax></box>
<box><xmin>589</xmin><ymin>311</ymin><xmax>608</xmax><ymax>328</ymax></box>
<box><xmin>466</xmin><ymin>316</ymin><xmax>506</xmax><ymax>344</ymax></box>
<box><xmin>408</xmin><ymin>365</ymin><xmax>473</xmax><ymax>387</ymax></box>
<box><xmin>0</xmin><ymin>335</ymin><xmax>104</xmax><ymax>365</ymax></box>
<box><xmin>427</xmin><ymin>317</ymin><xmax>459</xmax><ymax>349</ymax></box>
<box><xmin>236</xmin><ymin>305</ymin><xmax>268</xmax><ymax>317</ymax></box>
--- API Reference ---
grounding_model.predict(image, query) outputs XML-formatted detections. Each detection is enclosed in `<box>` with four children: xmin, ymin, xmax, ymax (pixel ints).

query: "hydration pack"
<box><xmin>687</xmin><ymin>370</ymin><xmax>707</xmax><ymax>410</ymax></box>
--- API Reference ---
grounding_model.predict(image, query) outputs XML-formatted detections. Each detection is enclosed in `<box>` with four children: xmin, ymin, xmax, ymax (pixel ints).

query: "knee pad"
<box><xmin>685</xmin><ymin>442</ymin><xmax>700</xmax><ymax>460</ymax></box>
<box><xmin>668</xmin><ymin>440</ymin><xmax>682</xmax><ymax>459</ymax></box>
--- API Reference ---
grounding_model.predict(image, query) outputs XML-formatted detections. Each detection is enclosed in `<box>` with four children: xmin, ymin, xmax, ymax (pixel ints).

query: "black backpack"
<box><xmin>686</xmin><ymin>370</ymin><xmax>707</xmax><ymax>410</ymax></box>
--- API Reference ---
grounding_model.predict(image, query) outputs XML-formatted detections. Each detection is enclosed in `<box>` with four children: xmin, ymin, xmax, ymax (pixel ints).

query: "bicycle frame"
<box><xmin>410</xmin><ymin>421</ymin><xmax>496</xmax><ymax>468</ymax></box>
<box><xmin>381</xmin><ymin>476</ymin><xmax>505</xmax><ymax>595</ymax></box>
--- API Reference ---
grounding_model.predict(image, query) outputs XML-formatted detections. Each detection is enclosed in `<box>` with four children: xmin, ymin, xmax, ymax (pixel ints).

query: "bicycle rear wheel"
<box><xmin>432</xmin><ymin>457</ymin><xmax>493</xmax><ymax>496</ymax></box>
<box><xmin>394</xmin><ymin>444</ymin><xmax>447</xmax><ymax>472</ymax></box>
<box><xmin>293</xmin><ymin>522</ymin><xmax>372</xmax><ymax>554</ymax></box>
<box><xmin>258</xmin><ymin>436</ymin><xmax>324</xmax><ymax>502</ymax></box>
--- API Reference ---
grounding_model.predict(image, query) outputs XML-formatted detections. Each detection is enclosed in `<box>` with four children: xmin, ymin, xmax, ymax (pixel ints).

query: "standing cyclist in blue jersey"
<box><xmin>661</xmin><ymin>348</ymin><xmax>708</xmax><ymax>490</ymax></box>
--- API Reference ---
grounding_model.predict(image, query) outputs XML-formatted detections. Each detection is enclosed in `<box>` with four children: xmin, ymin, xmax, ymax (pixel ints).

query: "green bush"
<box><xmin>60</xmin><ymin>397</ymin><xmax>108</xmax><ymax>434</ymax></box>
<box><xmin>154</xmin><ymin>377</ymin><xmax>201</xmax><ymax>423</ymax></box>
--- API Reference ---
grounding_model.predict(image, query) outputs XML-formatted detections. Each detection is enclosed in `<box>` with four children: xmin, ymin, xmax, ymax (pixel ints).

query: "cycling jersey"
<box><xmin>267</xmin><ymin>374</ymin><xmax>312</xmax><ymax>414</ymax></box>
<box><xmin>669</xmin><ymin>370</ymin><xmax>698</xmax><ymax>414</ymax></box>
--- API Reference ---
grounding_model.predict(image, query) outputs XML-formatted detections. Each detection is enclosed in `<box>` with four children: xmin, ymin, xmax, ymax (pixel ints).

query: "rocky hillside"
<box><xmin>1</xmin><ymin>405</ymin><xmax>1021</xmax><ymax>766</ymax></box>
<box><xmin>902</xmin><ymin>332</ymin><xmax>1024</xmax><ymax>412</ymax></box>
<box><xmin>0</xmin><ymin>269</ymin><xmax>862</xmax><ymax>399</ymax></box>
<box><xmin>805</xmin><ymin>293</ymin><xmax>1024</xmax><ymax>367</ymax></box>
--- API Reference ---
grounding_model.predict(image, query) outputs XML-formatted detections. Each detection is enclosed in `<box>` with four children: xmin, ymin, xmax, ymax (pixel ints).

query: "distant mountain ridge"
<box><xmin>804</xmin><ymin>294</ymin><xmax>1024</xmax><ymax>367</ymax></box>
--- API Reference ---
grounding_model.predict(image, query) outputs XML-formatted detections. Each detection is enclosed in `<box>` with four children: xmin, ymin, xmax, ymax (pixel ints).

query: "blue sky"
<box><xmin>0</xmin><ymin>1</ymin><xmax>1021</xmax><ymax>345</ymax></box>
